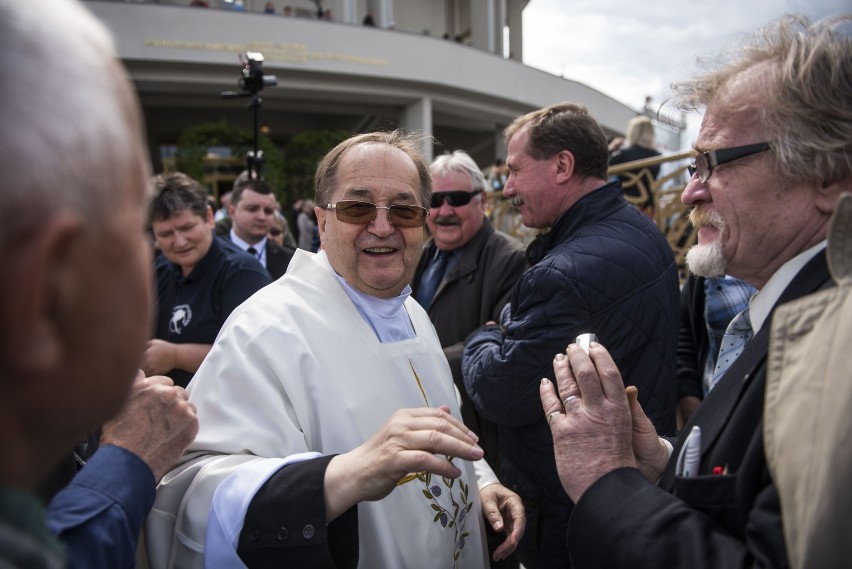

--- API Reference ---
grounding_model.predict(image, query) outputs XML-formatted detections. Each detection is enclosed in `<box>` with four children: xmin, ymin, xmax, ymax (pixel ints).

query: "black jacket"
<box><xmin>463</xmin><ymin>182</ymin><xmax>679</xmax><ymax>566</ymax></box>
<box><xmin>678</xmin><ymin>275</ymin><xmax>709</xmax><ymax>401</ymax></box>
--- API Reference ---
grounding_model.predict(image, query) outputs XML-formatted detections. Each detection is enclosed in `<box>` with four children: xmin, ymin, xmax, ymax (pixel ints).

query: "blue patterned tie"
<box><xmin>417</xmin><ymin>249</ymin><xmax>449</xmax><ymax>309</ymax></box>
<box><xmin>709</xmin><ymin>307</ymin><xmax>752</xmax><ymax>391</ymax></box>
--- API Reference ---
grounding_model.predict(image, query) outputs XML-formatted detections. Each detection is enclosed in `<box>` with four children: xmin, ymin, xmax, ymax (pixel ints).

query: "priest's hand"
<box><xmin>540</xmin><ymin>343</ymin><xmax>637</xmax><ymax>502</ymax></box>
<box><xmin>323</xmin><ymin>406</ymin><xmax>483</xmax><ymax>521</ymax></box>
<box><xmin>480</xmin><ymin>483</ymin><xmax>525</xmax><ymax>562</ymax></box>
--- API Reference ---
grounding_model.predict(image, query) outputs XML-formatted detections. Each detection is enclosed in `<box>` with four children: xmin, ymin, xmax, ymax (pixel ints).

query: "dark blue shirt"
<box><xmin>154</xmin><ymin>234</ymin><xmax>271</xmax><ymax>387</ymax></box>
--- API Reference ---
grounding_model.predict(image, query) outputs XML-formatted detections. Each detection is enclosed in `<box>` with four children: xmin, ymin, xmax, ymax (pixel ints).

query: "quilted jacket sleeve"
<box><xmin>463</xmin><ymin>264</ymin><xmax>589</xmax><ymax>427</ymax></box>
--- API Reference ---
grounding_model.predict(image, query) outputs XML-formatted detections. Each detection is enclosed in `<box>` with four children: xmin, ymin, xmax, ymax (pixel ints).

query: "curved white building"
<box><xmin>86</xmin><ymin>0</ymin><xmax>644</xmax><ymax>170</ymax></box>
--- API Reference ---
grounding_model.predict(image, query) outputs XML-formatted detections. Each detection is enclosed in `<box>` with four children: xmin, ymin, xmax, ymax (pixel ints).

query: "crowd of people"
<box><xmin>1</xmin><ymin>2</ymin><xmax>850</xmax><ymax>569</ymax></box>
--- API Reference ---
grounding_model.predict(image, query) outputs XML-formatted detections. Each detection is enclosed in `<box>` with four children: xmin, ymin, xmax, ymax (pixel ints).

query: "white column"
<box><xmin>340</xmin><ymin>0</ymin><xmax>355</xmax><ymax>23</ymax></box>
<box><xmin>380</xmin><ymin>0</ymin><xmax>393</xmax><ymax>28</ymax></box>
<box><xmin>496</xmin><ymin>0</ymin><xmax>507</xmax><ymax>56</ymax></box>
<box><xmin>494</xmin><ymin>130</ymin><xmax>507</xmax><ymax>162</ymax></box>
<box><xmin>506</xmin><ymin>0</ymin><xmax>525</xmax><ymax>61</ymax></box>
<box><xmin>403</xmin><ymin>97</ymin><xmax>433</xmax><ymax>162</ymax></box>
<box><xmin>470</xmin><ymin>0</ymin><xmax>496</xmax><ymax>53</ymax></box>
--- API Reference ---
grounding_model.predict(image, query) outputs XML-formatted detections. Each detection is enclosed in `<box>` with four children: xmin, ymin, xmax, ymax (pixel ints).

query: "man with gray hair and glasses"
<box><xmin>541</xmin><ymin>14</ymin><xmax>851</xmax><ymax>568</ymax></box>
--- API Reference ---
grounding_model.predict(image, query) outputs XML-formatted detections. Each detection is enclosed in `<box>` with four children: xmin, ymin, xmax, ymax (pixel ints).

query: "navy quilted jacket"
<box><xmin>463</xmin><ymin>182</ymin><xmax>678</xmax><ymax>514</ymax></box>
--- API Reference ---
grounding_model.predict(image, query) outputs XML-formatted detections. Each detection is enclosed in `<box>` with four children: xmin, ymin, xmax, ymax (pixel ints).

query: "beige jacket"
<box><xmin>764</xmin><ymin>193</ymin><xmax>852</xmax><ymax>569</ymax></box>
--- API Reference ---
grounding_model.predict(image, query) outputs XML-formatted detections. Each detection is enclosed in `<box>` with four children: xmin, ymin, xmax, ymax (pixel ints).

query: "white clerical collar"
<box><xmin>316</xmin><ymin>251</ymin><xmax>416</xmax><ymax>343</ymax></box>
<box><xmin>749</xmin><ymin>240</ymin><xmax>826</xmax><ymax>333</ymax></box>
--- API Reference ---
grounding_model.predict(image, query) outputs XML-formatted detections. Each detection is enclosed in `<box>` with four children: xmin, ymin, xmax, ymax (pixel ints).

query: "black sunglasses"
<box><xmin>324</xmin><ymin>200</ymin><xmax>429</xmax><ymax>228</ymax></box>
<box><xmin>688</xmin><ymin>142</ymin><xmax>771</xmax><ymax>183</ymax></box>
<box><xmin>430</xmin><ymin>189</ymin><xmax>482</xmax><ymax>209</ymax></box>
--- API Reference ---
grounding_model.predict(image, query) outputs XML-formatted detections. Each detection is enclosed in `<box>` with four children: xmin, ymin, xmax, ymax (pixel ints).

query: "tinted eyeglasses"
<box><xmin>688</xmin><ymin>142</ymin><xmax>771</xmax><ymax>183</ymax></box>
<box><xmin>324</xmin><ymin>200</ymin><xmax>429</xmax><ymax>228</ymax></box>
<box><xmin>430</xmin><ymin>189</ymin><xmax>482</xmax><ymax>209</ymax></box>
<box><xmin>268</xmin><ymin>229</ymin><xmax>283</xmax><ymax>236</ymax></box>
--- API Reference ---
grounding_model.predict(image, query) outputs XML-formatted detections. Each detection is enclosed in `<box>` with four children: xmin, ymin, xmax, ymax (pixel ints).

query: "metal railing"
<box><xmin>489</xmin><ymin>150</ymin><xmax>697</xmax><ymax>278</ymax></box>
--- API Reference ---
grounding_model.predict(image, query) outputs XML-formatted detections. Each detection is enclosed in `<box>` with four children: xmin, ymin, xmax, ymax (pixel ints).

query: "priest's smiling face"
<box><xmin>317</xmin><ymin>142</ymin><xmax>426</xmax><ymax>299</ymax></box>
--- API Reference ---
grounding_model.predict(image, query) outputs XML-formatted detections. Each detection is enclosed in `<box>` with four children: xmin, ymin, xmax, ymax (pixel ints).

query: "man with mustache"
<box><xmin>463</xmin><ymin>103</ymin><xmax>679</xmax><ymax>568</ymax></box>
<box><xmin>412</xmin><ymin>150</ymin><xmax>527</xmax><ymax>567</ymax></box>
<box><xmin>540</xmin><ymin>14</ymin><xmax>851</xmax><ymax>569</ymax></box>
<box><xmin>148</xmin><ymin>131</ymin><xmax>525</xmax><ymax>568</ymax></box>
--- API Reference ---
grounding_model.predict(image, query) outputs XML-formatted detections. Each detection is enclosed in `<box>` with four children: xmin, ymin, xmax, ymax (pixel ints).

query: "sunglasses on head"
<box><xmin>324</xmin><ymin>200</ymin><xmax>429</xmax><ymax>228</ymax></box>
<box><xmin>430</xmin><ymin>189</ymin><xmax>482</xmax><ymax>209</ymax></box>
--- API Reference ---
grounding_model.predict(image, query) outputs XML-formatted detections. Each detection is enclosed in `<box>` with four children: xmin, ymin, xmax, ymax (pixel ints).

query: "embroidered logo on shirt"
<box><xmin>169</xmin><ymin>304</ymin><xmax>192</xmax><ymax>334</ymax></box>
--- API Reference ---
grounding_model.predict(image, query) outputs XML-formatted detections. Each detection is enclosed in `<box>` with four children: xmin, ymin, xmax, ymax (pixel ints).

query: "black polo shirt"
<box><xmin>154</xmin><ymin>234</ymin><xmax>271</xmax><ymax>387</ymax></box>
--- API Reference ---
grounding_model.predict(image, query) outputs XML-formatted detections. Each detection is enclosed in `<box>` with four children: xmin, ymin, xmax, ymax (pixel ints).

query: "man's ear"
<box><xmin>478</xmin><ymin>192</ymin><xmax>488</xmax><ymax>215</ymax></box>
<box><xmin>2</xmin><ymin>214</ymin><xmax>82</xmax><ymax>376</ymax></box>
<box><xmin>816</xmin><ymin>177</ymin><xmax>851</xmax><ymax>215</ymax></box>
<box><xmin>553</xmin><ymin>150</ymin><xmax>575</xmax><ymax>184</ymax></box>
<box><xmin>206</xmin><ymin>204</ymin><xmax>215</xmax><ymax>228</ymax></box>
<box><xmin>315</xmin><ymin>205</ymin><xmax>327</xmax><ymax>237</ymax></box>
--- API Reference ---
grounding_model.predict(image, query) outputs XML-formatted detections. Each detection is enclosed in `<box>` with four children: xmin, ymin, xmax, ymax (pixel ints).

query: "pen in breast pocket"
<box><xmin>676</xmin><ymin>425</ymin><xmax>702</xmax><ymax>478</ymax></box>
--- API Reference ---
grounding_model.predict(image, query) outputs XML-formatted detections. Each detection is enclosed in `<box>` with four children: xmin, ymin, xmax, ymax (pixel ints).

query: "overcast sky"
<box><xmin>522</xmin><ymin>0</ymin><xmax>849</xmax><ymax>147</ymax></box>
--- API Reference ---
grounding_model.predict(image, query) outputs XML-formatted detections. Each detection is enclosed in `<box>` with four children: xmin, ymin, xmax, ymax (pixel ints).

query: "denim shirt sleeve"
<box><xmin>45</xmin><ymin>444</ymin><xmax>155</xmax><ymax>569</ymax></box>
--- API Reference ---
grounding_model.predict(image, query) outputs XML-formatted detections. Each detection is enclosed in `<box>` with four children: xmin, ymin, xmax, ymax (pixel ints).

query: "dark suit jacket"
<box><xmin>216</xmin><ymin>220</ymin><xmax>294</xmax><ymax>281</ymax></box>
<box><xmin>678</xmin><ymin>275</ymin><xmax>708</xmax><ymax>401</ymax></box>
<box><xmin>411</xmin><ymin>219</ymin><xmax>527</xmax><ymax>469</ymax></box>
<box><xmin>567</xmin><ymin>251</ymin><xmax>832</xmax><ymax>569</ymax></box>
<box><xmin>265</xmin><ymin>240</ymin><xmax>295</xmax><ymax>280</ymax></box>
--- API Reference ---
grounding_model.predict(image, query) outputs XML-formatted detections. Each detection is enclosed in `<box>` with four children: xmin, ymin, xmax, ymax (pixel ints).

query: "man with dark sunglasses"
<box><xmin>540</xmin><ymin>15</ymin><xmax>851</xmax><ymax>569</ymax></box>
<box><xmin>412</xmin><ymin>150</ymin><xmax>528</xmax><ymax>568</ymax></box>
<box><xmin>149</xmin><ymin>130</ymin><xmax>525</xmax><ymax>568</ymax></box>
<box><xmin>463</xmin><ymin>102</ymin><xmax>680</xmax><ymax>568</ymax></box>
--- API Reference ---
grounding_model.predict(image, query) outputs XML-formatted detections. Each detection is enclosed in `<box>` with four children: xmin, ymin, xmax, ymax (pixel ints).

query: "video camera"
<box><xmin>221</xmin><ymin>52</ymin><xmax>279</xmax><ymax>178</ymax></box>
<box><xmin>237</xmin><ymin>52</ymin><xmax>277</xmax><ymax>94</ymax></box>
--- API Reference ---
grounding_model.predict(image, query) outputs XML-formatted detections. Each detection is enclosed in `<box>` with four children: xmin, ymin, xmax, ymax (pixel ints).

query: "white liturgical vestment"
<box><xmin>146</xmin><ymin>250</ymin><xmax>493</xmax><ymax>568</ymax></box>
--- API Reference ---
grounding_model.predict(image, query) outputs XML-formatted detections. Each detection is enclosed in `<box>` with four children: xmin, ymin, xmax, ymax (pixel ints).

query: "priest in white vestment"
<box><xmin>146</xmin><ymin>131</ymin><xmax>525</xmax><ymax>569</ymax></box>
